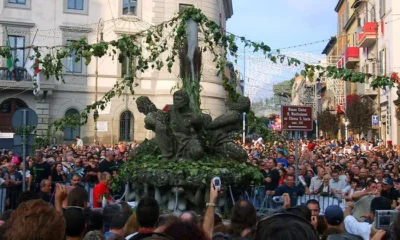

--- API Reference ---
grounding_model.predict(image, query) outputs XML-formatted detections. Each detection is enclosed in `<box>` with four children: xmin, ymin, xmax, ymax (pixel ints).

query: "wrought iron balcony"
<box><xmin>0</xmin><ymin>67</ymin><xmax>32</xmax><ymax>81</ymax></box>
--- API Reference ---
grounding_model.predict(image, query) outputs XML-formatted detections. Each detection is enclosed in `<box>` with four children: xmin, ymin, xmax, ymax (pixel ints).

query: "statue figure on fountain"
<box><xmin>134</xmin><ymin>90</ymin><xmax>250</xmax><ymax>162</ymax></box>
<box><xmin>167</xmin><ymin>90</ymin><xmax>204</xmax><ymax>161</ymax></box>
<box><xmin>207</xmin><ymin>95</ymin><xmax>251</xmax><ymax>161</ymax></box>
<box><xmin>135</xmin><ymin>96</ymin><xmax>173</xmax><ymax>160</ymax></box>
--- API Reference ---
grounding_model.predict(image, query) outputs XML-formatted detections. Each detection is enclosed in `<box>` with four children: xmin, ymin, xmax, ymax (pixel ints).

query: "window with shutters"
<box><xmin>64</xmin><ymin>109</ymin><xmax>81</xmax><ymax>141</ymax></box>
<box><xmin>66</xmin><ymin>40</ymin><xmax>83</xmax><ymax>73</ymax></box>
<box><xmin>120</xmin><ymin>111</ymin><xmax>134</xmax><ymax>141</ymax></box>
<box><xmin>122</xmin><ymin>0</ymin><xmax>137</xmax><ymax>15</ymax></box>
<box><xmin>380</xmin><ymin>0</ymin><xmax>386</xmax><ymax>18</ymax></box>
<box><xmin>5</xmin><ymin>0</ymin><xmax>30</xmax><ymax>8</ymax></box>
<box><xmin>8</xmin><ymin>35</ymin><xmax>25</xmax><ymax>68</ymax></box>
<box><xmin>64</xmin><ymin>0</ymin><xmax>88</xmax><ymax>14</ymax></box>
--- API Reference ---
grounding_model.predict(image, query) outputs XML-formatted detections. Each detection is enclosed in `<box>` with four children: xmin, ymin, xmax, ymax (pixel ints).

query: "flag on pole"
<box><xmin>6</xmin><ymin>38</ymin><xmax>14</xmax><ymax>72</ymax></box>
<box><xmin>24</xmin><ymin>41</ymin><xmax>41</xmax><ymax>95</ymax></box>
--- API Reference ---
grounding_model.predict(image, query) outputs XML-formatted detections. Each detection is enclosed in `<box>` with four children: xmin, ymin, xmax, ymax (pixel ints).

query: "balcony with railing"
<box><xmin>357</xmin><ymin>22</ymin><xmax>378</xmax><ymax>48</ymax></box>
<box><xmin>0</xmin><ymin>67</ymin><xmax>32</xmax><ymax>81</ymax></box>
<box><xmin>337</xmin><ymin>47</ymin><xmax>359</xmax><ymax>69</ymax></box>
<box><xmin>344</xmin><ymin>47</ymin><xmax>360</xmax><ymax>69</ymax></box>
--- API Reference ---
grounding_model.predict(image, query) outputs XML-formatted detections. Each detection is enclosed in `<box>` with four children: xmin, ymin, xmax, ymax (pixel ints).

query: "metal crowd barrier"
<box><xmin>0</xmin><ymin>186</ymin><xmax>23</xmax><ymax>213</ymax></box>
<box><xmin>0</xmin><ymin>182</ymin><xmax>98</xmax><ymax>213</ymax></box>
<box><xmin>245</xmin><ymin>186</ymin><xmax>345</xmax><ymax>215</ymax></box>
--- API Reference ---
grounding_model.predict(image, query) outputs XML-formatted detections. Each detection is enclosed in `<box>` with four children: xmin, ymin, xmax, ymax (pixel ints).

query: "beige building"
<box><xmin>0</xmin><ymin>0</ymin><xmax>233</xmax><ymax>145</ymax></box>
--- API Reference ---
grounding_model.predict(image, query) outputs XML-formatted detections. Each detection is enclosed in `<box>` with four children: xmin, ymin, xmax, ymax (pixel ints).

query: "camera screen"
<box><xmin>214</xmin><ymin>179</ymin><xmax>220</xmax><ymax>185</ymax></box>
<box><xmin>380</xmin><ymin>216</ymin><xmax>391</xmax><ymax>227</ymax></box>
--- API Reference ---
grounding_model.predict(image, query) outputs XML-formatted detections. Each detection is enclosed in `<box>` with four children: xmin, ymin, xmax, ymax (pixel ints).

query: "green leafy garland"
<box><xmin>0</xmin><ymin>7</ymin><xmax>397</xmax><ymax>144</ymax></box>
<box><xmin>115</xmin><ymin>154</ymin><xmax>263</xmax><ymax>187</ymax></box>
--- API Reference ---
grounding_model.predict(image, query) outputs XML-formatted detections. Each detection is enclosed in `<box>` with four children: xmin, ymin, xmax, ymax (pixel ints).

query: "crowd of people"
<box><xmin>0</xmin><ymin>135</ymin><xmax>398</xmax><ymax>239</ymax></box>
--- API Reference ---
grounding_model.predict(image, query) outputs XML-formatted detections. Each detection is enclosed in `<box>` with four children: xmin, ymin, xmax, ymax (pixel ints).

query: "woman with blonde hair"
<box><xmin>124</xmin><ymin>213</ymin><xmax>139</xmax><ymax>238</ymax></box>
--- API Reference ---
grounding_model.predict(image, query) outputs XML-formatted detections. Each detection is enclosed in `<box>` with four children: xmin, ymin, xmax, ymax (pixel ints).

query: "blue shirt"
<box><xmin>274</xmin><ymin>184</ymin><xmax>305</xmax><ymax>207</ymax></box>
<box><xmin>104</xmin><ymin>231</ymin><xmax>118</xmax><ymax>239</ymax></box>
<box><xmin>276</xmin><ymin>158</ymin><xmax>288</xmax><ymax>168</ymax></box>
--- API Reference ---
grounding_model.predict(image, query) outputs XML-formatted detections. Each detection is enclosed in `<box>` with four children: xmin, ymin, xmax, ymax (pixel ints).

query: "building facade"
<box><xmin>0</xmin><ymin>0</ymin><xmax>233</xmax><ymax>145</ymax></box>
<box><xmin>321</xmin><ymin>0</ymin><xmax>400</xmax><ymax>143</ymax></box>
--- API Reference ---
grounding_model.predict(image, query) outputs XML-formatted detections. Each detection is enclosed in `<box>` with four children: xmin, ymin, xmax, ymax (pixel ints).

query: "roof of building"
<box><xmin>322</xmin><ymin>37</ymin><xmax>337</xmax><ymax>55</ymax></box>
<box><xmin>335</xmin><ymin>0</ymin><xmax>345</xmax><ymax>12</ymax></box>
<box><xmin>223</xmin><ymin>0</ymin><xmax>234</xmax><ymax>20</ymax></box>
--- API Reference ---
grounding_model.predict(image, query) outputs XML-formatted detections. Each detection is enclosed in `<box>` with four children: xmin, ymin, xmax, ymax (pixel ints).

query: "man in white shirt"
<box><xmin>330</xmin><ymin>170</ymin><xmax>348</xmax><ymax>192</ymax></box>
<box><xmin>330</xmin><ymin>170</ymin><xmax>348</xmax><ymax>200</ymax></box>
<box><xmin>309</xmin><ymin>167</ymin><xmax>324</xmax><ymax>194</ymax></box>
<box><xmin>344</xmin><ymin>197</ymin><xmax>392</xmax><ymax>240</ymax></box>
<box><xmin>76</xmin><ymin>136</ymin><xmax>83</xmax><ymax>149</ymax></box>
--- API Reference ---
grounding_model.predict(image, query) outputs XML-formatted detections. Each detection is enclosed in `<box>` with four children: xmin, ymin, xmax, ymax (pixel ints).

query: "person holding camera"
<box><xmin>344</xmin><ymin>197</ymin><xmax>392</xmax><ymax>240</ymax></box>
<box><xmin>274</xmin><ymin>174</ymin><xmax>310</xmax><ymax>207</ymax></box>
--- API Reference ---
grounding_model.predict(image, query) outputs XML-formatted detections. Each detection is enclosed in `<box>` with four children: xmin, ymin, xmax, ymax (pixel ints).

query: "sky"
<box><xmin>227</xmin><ymin>0</ymin><xmax>339</xmax><ymax>101</ymax></box>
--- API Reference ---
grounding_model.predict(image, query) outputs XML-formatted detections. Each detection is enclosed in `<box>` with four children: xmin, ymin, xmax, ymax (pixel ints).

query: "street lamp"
<box><xmin>314</xmin><ymin>78</ymin><xmax>321</xmax><ymax>139</ymax></box>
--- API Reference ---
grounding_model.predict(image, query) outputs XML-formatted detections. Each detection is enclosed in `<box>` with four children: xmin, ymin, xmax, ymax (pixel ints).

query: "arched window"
<box><xmin>64</xmin><ymin>108</ymin><xmax>80</xmax><ymax>141</ymax></box>
<box><xmin>0</xmin><ymin>98</ymin><xmax>28</xmax><ymax>132</ymax></box>
<box><xmin>120</xmin><ymin>110</ymin><xmax>133</xmax><ymax>141</ymax></box>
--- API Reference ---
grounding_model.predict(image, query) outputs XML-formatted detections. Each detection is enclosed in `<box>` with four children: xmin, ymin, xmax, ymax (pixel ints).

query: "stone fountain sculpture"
<box><xmin>125</xmin><ymin>91</ymin><xmax>251</xmax><ymax>212</ymax></box>
<box><xmin>125</xmin><ymin>14</ymin><xmax>251</xmax><ymax>211</ymax></box>
<box><xmin>132</xmin><ymin>90</ymin><xmax>250</xmax><ymax>162</ymax></box>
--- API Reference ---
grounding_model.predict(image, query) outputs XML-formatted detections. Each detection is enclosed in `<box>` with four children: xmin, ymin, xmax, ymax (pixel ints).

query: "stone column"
<box><xmin>35</xmin><ymin>102</ymin><xmax>50</xmax><ymax>137</ymax></box>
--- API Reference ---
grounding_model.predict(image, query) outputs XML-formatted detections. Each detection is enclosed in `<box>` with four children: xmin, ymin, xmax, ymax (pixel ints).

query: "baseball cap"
<box><xmin>324</xmin><ymin>205</ymin><xmax>344</xmax><ymax>226</ymax></box>
<box><xmin>382</xmin><ymin>178</ymin><xmax>394</xmax><ymax>186</ymax></box>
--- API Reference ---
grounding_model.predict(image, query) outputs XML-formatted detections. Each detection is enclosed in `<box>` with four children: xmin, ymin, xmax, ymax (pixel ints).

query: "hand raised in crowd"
<box><xmin>371</xmin><ymin>230</ymin><xmax>386</xmax><ymax>240</ymax></box>
<box><xmin>282</xmin><ymin>193</ymin><xmax>291</xmax><ymax>209</ymax></box>
<box><xmin>209</xmin><ymin>180</ymin><xmax>220</xmax><ymax>204</ymax></box>
<box><xmin>55</xmin><ymin>183</ymin><xmax>68</xmax><ymax>202</ymax></box>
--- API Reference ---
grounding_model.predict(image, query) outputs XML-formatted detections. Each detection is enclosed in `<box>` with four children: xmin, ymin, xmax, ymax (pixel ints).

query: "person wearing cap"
<box><xmin>324</xmin><ymin>205</ymin><xmax>362</xmax><ymax>240</ymax></box>
<box><xmin>380</xmin><ymin>178</ymin><xmax>398</xmax><ymax>209</ymax></box>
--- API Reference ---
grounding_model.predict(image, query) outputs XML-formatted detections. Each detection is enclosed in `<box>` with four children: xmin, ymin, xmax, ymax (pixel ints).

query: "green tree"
<box><xmin>318</xmin><ymin>109</ymin><xmax>339</xmax><ymax>139</ymax></box>
<box><xmin>346</xmin><ymin>95</ymin><xmax>375</xmax><ymax>135</ymax></box>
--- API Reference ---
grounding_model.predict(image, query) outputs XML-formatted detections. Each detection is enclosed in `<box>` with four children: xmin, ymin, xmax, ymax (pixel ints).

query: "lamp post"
<box><xmin>353</xmin><ymin>0</ymin><xmax>381</xmax><ymax>142</ymax></box>
<box><xmin>314</xmin><ymin>78</ymin><xmax>321</xmax><ymax>139</ymax></box>
<box><xmin>94</xmin><ymin>19</ymin><xmax>104</xmax><ymax>143</ymax></box>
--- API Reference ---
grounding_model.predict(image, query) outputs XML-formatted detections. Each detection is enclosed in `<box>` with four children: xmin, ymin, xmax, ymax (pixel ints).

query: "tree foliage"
<box><xmin>317</xmin><ymin>109</ymin><xmax>339</xmax><ymax>139</ymax></box>
<box><xmin>346</xmin><ymin>94</ymin><xmax>375</xmax><ymax>135</ymax></box>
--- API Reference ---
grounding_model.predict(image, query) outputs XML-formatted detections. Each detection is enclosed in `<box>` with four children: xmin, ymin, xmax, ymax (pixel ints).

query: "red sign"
<box><xmin>281</xmin><ymin>106</ymin><xmax>313</xmax><ymax>131</ymax></box>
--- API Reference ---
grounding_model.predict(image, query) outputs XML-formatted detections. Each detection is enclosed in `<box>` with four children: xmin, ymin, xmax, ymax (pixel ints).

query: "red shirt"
<box><xmin>93</xmin><ymin>182</ymin><xmax>111</xmax><ymax>208</ymax></box>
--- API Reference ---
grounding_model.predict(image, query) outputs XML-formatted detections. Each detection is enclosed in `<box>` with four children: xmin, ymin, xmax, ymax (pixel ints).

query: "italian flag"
<box><xmin>25</xmin><ymin>43</ymin><xmax>41</xmax><ymax>95</ymax></box>
<box><xmin>6</xmin><ymin>38</ymin><xmax>14</xmax><ymax>71</ymax></box>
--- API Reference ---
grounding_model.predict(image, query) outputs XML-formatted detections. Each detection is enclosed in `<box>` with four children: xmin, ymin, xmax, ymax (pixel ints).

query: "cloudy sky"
<box><xmin>227</xmin><ymin>0</ymin><xmax>338</xmax><ymax>100</ymax></box>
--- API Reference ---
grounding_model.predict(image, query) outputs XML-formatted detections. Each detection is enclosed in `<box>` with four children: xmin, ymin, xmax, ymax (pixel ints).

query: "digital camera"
<box><xmin>375</xmin><ymin>210</ymin><xmax>399</xmax><ymax>230</ymax></box>
<box><xmin>272</xmin><ymin>196</ymin><xmax>284</xmax><ymax>204</ymax></box>
<box><xmin>212</xmin><ymin>177</ymin><xmax>221</xmax><ymax>191</ymax></box>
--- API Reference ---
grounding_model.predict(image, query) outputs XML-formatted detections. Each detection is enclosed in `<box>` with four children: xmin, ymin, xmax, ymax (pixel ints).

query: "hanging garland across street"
<box><xmin>0</xmin><ymin>7</ymin><xmax>397</xmax><ymax>145</ymax></box>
